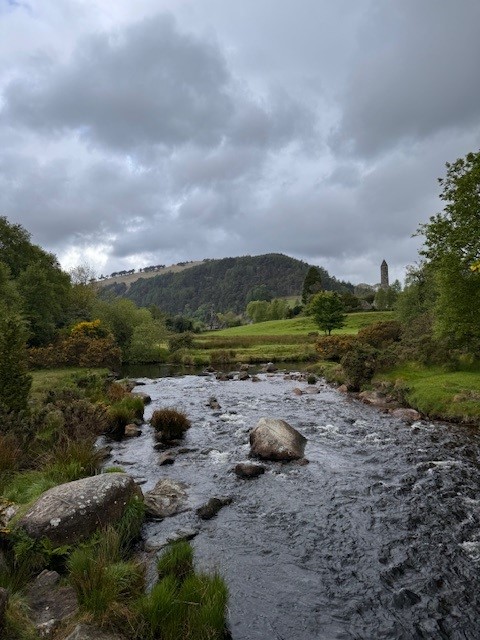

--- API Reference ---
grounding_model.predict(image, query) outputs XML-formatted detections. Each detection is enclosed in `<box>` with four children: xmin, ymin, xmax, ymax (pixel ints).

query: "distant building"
<box><xmin>380</xmin><ymin>259</ymin><xmax>389</xmax><ymax>289</ymax></box>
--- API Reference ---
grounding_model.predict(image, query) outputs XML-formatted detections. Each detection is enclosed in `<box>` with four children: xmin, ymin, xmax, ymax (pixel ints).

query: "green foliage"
<box><xmin>415</xmin><ymin>150</ymin><xmax>480</xmax><ymax>352</ymax></box>
<box><xmin>127</xmin><ymin>318</ymin><xmax>167</xmax><ymax>363</ymax></box>
<box><xmin>150</xmin><ymin>408</ymin><xmax>191</xmax><ymax>442</ymax></box>
<box><xmin>307</xmin><ymin>292</ymin><xmax>347</xmax><ymax>335</ymax></box>
<box><xmin>315</xmin><ymin>335</ymin><xmax>358</xmax><ymax>362</ymax></box>
<box><xmin>357</xmin><ymin>320</ymin><xmax>402</xmax><ymax>349</ymax></box>
<box><xmin>135</xmin><ymin>542</ymin><xmax>228</xmax><ymax>640</ymax></box>
<box><xmin>68</xmin><ymin>531</ymin><xmax>144</xmax><ymax>618</ymax></box>
<box><xmin>169</xmin><ymin>333</ymin><xmax>194</xmax><ymax>352</ymax></box>
<box><xmin>373</xmin><ymin>286</ymin><xmax>398</xmax><ymax>311</ymax></box>
<box><xmin>156</xmin><ymin>540</ymin><xmax>194</xmax><ymax>582</ymax></box>
<box><xmin>302</xmin><ymin>266</ymin><xmax>323</xmax><ymax>305</ymax></box>
<box><xmin>0</xmin><ymin>263</ymin><xmax>32</xmax><ymax>427</ymax></box>
<box><xmin>116</xmin><ymin>253</ymin><xmax>352</xmax><ymax>316</ymax></box>
<box><xmin>340</xmin><ymin>344</ymin><xmax>378</xmax><ymax>391</ymax></box>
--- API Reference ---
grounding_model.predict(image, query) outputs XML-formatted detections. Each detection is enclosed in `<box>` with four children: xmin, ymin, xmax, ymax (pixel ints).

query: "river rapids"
<box><xmin>102</xmin><ymin>371</ymin><xmax>480</xmax><ymax>639</ymax></box>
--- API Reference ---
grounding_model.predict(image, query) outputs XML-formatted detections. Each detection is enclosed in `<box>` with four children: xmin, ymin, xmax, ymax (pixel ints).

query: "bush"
<box><xmin>150</xmin><ymin>408</ymin><xmax>191</xmax><ymax>442</ymax></box>
<box><xmin>315</xmin><ymin>335</ymin><xmax>358</xmax><ymax>362</ymax></box>
<box><xmin>169</xmin><ymin>333</ymin><xmax>194</xmax><ymax>353</ymax></box>
<box><xmin>209</xmin><ymin>349</ymin><xmax>236</xmax><ymax>365</ymax></box>
<box><xmin>357</xmin><ymin>320</ymin><xmax>402</xmax><ymax>349</ymax></box>
<box><xmin>340</xmin><ymin>344</ymin><xmax>378</xmax><ymax>391</ymax></box>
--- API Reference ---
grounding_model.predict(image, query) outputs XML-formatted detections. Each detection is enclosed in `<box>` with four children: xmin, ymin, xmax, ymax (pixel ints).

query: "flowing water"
<box><xmin>103</xmin><ymin>371</ymin><xmax>480</xmax><ymax>639</ymax></box>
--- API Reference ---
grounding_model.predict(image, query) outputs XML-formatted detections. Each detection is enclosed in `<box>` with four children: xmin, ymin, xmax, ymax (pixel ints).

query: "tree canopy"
<box><xmin>307</xmin><ymin>292</ymin><xmax>347</xmax><ymax>335</ymax></box>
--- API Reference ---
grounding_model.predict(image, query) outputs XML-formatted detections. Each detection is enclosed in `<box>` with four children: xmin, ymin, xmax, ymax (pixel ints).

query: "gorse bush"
<box><xmin>357</xmin><ymin>320</ymin><xmax>402</xmax><ymax>349</ymax></box>
<box><xmin>315</xmin><ymin>335</ymin><xmax>358</xmax><ymax>362</ymax></box>
<box><xmin>150</xmin><ymin>408</ymin><xmax>191</xmax><ymax>442</ymax></box>
<box><xmin>340</xmin><ymin>344</ymin><xmax>378</xmax><ymax>391</ymax></box>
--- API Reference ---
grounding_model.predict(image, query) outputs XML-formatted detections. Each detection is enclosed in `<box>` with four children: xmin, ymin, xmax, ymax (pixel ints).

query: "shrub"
<box><xmin>150</xmin><ymin>408</ymin><xmax>191</xmax><ymax>442</ymax></box>
<box><xmin>307</xmin><ymin>374</ymin><xmax>317</xmax><ymax>385</ymax></box>
<box><xmin>340</xmin><ymin>344</ymin><xmax>378</xmax><ymax>391</ymax></box>
<box><xmin>169</xmin><ymin>333</ymin><xmax>194</xmax><ymax>353</ymax></box>
<box><xmin>357</xmin><ymin>320</ymin><xmax>402</xmax><ymax>349</ymax></box>
<box><xmin>315</xmin><ymin>335</ymin><xmax>358</xmax><ymax>362</ymax></box>
<box><xmin>209</xmin><ymin>349</ymin><xmax>236</xmax><ymax>365</ymax></box>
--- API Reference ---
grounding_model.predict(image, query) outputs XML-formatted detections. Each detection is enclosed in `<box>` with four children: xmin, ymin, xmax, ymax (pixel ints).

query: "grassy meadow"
<box><xmin>375</xmin><ymin>362</ymin><xmax>480</xmax><ymax>424</ymax></box>
<box><xmin>185</xmin><ymin>311</ymin><xmax>395</xmax><ymax>364</ymax></box>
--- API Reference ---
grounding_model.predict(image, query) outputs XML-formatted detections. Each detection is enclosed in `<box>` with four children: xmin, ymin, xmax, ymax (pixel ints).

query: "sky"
<box><xmin>1</xmin><ymin>1</ymin><xmax>479</xmax><ymax>286</ymax></box>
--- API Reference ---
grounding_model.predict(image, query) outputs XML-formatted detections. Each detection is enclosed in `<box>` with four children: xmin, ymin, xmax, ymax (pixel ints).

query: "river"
<box><xmin>103</xmin><ymin>370</ymin><xmax>480</xmax><ymax>639</ymax></box>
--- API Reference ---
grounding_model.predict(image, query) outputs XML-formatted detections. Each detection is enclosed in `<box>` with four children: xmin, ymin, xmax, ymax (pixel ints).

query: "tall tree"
<box><xmin>417</xmin><ymin>150</ymin><xmax>480</xmax><ymax>351</ymax></box>
<box><xmin>307</xmin><ymin>292</ymin><xmax>346</xmax><ymax>335</ymax></box>
<box><xmin>0</xmin><ymin>262</ymin><xmax>31</xmax><ymax>424</ymax></box>
<box><xmin>301</xmin><ymin>266</ymin><xmax>323</xmax><ymax>305</ymax></box>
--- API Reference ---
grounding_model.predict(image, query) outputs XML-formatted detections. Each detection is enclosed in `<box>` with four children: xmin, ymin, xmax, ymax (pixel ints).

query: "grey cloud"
<box><xmin>332</xmin><ymin>0</ymin><xmax>480</xmax><ymax>157</ymax></box>
<box><xmin>3</xmin><ymin>14</ymin><xmax>232</xmax><ymax>152</ymax></box>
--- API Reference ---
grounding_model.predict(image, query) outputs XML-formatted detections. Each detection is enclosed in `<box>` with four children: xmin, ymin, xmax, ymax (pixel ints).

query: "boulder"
<box><xmin>250</xmin><ymin>418</ymin><xmax>307</xmax><ymax>461</ymax></box>
<box><xmin>390</xmin><ymin>408</ymin><xmax>422</xmax><ymax>423</ymax></box>
<box><xmin>158</xmin><ymin>453</ymin><xmax>175</xmax><ymax>466</ymax></box>
<box><xmin>238</xmin><ymin>371</ymin><xmax>250</xmax><ymax>381</ymax></box>
<box><xmin>65</xmin><ymin>624</ymin><xmax>127</xmax><ymax>640</ymax></box>
<box><xmin>206</xmin><ymin>396</ymin><xmax>221</xmax><ymax>410</ymax></box>
<box><xmin>124</xmin><ymin>424</ymin><xmax>141</xmax><ymax>437</ymax></box>
<box><xmin>25</xmin><ymin>570</ymin><xmax>78</xmax><ymax>637</ymax></box>
<box><xmin>0</xmin><ymin>501</ymin><xmax>18</xmax><ymax>529</ymax></box>
<box><xmin>196</xmin><ymin>497</ymin><xmax>232</xmax><ymax>520</ymax></box>
<box><xmin>144</xmin><ymin>479</ymin><xmax>188</xmax><ymax>518</ymax></box>
<box><xmin>265</xmin><ymin>362</ymin><xmax>277</xmax><ymax>373</ymax></box>
<box><xmin>234</xmin><ymin>463</ymin><xmax>266</xmax><ymax>479</ymax></box>
<box><xmin>292</xmin><ymin>388</ymin><xmax>303</xmax><ymax>396</ymax></box>
<box><xmin>132</xmin><ymin>392</ymin><xmax>151</xmax><ymax>405</ymax></box>
<box><xmin>18</xmin><ymin>473</ymin><xmax>142</xmax><ymax>545</ymax></box>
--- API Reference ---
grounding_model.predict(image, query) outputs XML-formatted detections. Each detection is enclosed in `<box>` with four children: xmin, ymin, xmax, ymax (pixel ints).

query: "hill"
<box><xmin>99</xmin><ymin>253</ymin><xmax>353</xmax><ymax>316</ymax></box>
<box><xmin>98</xmin><ymin>260</ymin><xmax>204</xmax><ymax>288</ymax></box>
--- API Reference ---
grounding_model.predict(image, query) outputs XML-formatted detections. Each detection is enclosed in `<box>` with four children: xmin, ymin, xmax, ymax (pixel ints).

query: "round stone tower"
<box><xmin>381</xmin><ymin>259</ymin><xmax>389</xmax><ymax>289</ymax></box>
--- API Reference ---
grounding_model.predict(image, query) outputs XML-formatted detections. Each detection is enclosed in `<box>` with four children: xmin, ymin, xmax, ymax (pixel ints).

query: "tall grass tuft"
<box><xmin>150</xmin><ymin>408</ymin><xmax>191</xmax><ymax>442</ymax></box>
<box><xmin>156</xmin><ymin>540</ymin><xmax>194</xmax><ymax>582</ymax></box>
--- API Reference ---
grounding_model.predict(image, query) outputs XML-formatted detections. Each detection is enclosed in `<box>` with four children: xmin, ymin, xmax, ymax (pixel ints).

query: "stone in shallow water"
<box><xmin>144</xmin><ymin>479</ymin><xmax>189</xmax><ymax>518</ymax></box>
<box><xmin>250</xmin><ymin>418</ymin><xmax>307</xmax><ymax>461</ymax></box>
<box><xmin>196</xmin><ymin>497</ymin><xmax>232</xmax><ymax>520</ymax></box>
<box><xmin>234</xmin><ymin>463</ymin><xmax>266</xmax><ymax>479</ymax></box>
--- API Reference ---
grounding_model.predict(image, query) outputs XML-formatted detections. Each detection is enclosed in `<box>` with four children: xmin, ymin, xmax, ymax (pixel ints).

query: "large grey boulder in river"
<box><xmin>249</xmin><ymin>418</ymin><xmax>307</xmax><ymax>461</ymax></box>
<box><xmin>17</xmin><ymin>473</ymin><xmax>142</xmax><ymax>545</ymax></box>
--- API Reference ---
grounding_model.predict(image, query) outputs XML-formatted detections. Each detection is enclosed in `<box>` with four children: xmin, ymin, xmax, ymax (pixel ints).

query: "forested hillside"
<box><xmin>101</xmin><ymin>253</ymin><xmax>353</xmax><ymax>315</ymax></box>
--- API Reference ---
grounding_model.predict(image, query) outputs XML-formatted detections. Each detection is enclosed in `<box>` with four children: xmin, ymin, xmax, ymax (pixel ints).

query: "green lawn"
<box><xmin>375</xmin><ymin>363</ymin><xmax>480</xmax><ymax>424</ymax></box>
<box><xmin>206</xmin><ymin>311</ymin><xmax>394</xmax><ymax>338</ymax></box>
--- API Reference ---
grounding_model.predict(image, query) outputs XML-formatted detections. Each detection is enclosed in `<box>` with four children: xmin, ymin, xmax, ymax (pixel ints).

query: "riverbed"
<box><xmin>103</xmin><ymin>371</ymin><xmax>480</xmax><ymax>639</ymax></box>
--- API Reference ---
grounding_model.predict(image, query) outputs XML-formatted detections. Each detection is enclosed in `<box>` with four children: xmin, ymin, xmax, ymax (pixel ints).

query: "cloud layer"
<box><xmin>1</xmin><ymin>0</ymin><xmax>480</xmax><ymax>284</ymax></box>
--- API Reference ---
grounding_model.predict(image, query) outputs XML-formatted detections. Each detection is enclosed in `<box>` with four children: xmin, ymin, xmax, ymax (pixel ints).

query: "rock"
<box><xmin>251</xmin><ymin>375</ymin><xmax>260</xmax><ymax>382</ymax></box>
<box><xmin>0</xmin><ymin>501</ymin><xmax>18</xmax><ymax>529</ymax></box>
<box><xmin>196</xmin><ymin>497</ymin><xmax>232</xmax><ymax>520</ymax></box>
<box><xmin>0</xmin><ymin>587</ymin><xmax>8</xmax><ymax>632</ymax></box>
<box><xmin>234</xmin><ymin>463</ymin><xmax>266</xmax><ymax>479</ymax></box>
<box><xmin>304</xmin><ymin>387</ymin><xmax>319</xmax><ymax>394</ymax></box>
<box><xmin>250</xmin><ymin>418</ymin><xmax>307</xmax><ymax>461</ymax></box>
<box><xmin>239</xmin><ymin>363</ymin><xmax>250</xmax><ymax>371</ymax></box>
<box><xmin>65</xmin><ymin>623</ymin><xmax>127</xmax><ymax>640</ymax></box>
<box><xmin>158</xmin><ymin>453</ymin><xmax>175</xmax><ymax>466</ymax></box>
<box><xmin>238</xmin><ymin>371</ymin><xmax>250</xmax><ymax>381</ymax></box>
<box><xmin>144</xmin><ymin>479</ymin><xmax>188</xmax><ymax>518</ymax></box>
<box><xmin>144</xmin><ymin>527</ymin><xmax>199</xmax><ymax>552</ymax></box>
<box><xmin>390</xmin><ymin>408</ymin><xmax>422</xmax><ymax>423</ymax></box>
<box><xmin>25</xmin><ymin>570</ymin><xmax>78</xmax><ymax>637</ymax></box>
<box><xmin>292</xmin><ymin>388</ymin><xmax>303</xmax><ymax>396</ymax></box>
<box><xmin>132</xmin><ymin>392</ymin><xmax>151</xmax><ymax>405</ymax></box>
<box><xmin>358</xmin><ymin>390</ymin><xmax>390</xmax><ymax>408</ymax></box>
<box><xmin>206</xmin><ymin>396</ymin><xmax>221</xmax><ymax>410</ymax></box>
<box><xmin>265</xmin><ymin>362</ymin><xmax>277</xmax><ymax>372</ymax></box>
<box><xmin>18</xmin><ymin>473</ymin><xmax>142</xmax><ymax>545</ymax></box>
<box><xmin>296</xmin><ymin>458</ymin><xmax>310</xmax><ymax>466</ymax></box>
<box><xmin>337</xmin><ymin>384</ymin><xmax>348</xmax><ymax>393</ymax></box>
<box><xmin>95</xmin><ymin>445</ymin><xmax>112</xmax><ymax>460</ymax></box>
<box><xmin>124</xmin><ymin>424</ymin><xmax>141</xmax><ymax>437</ymax></box>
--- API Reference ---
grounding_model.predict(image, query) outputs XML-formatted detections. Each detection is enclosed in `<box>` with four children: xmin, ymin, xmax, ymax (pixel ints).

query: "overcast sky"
<box><xmin>1</xmin><ymin>0</ymin><xmax>479</xmax><ymax>285</ymax></box>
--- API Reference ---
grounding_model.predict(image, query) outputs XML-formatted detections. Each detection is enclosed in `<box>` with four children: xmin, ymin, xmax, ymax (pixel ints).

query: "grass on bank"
<box><xmin>375</xmin><ymin>362</ymin><xmax>480</xmax><ymax>424</ymax></box>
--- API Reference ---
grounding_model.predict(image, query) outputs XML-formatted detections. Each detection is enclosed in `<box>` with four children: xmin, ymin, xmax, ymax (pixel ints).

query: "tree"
<box><xmin>0</xmin><ymin>262</ymin><xmax>31</xmax><ymax>424</ymax></box>
<box><xmin>307</xmin><ymin>292</ymin><xmax>347</xmax><ymax>335</ymax></box>
<box><xmin>301</xmin><ymin>267</ymin><xmax>323</xmax><ymax>305</ymax></box>
<box><xmin>417</xmin><ymin>150</ymin><xmax>480</xmax><ymax>351</ymax></box>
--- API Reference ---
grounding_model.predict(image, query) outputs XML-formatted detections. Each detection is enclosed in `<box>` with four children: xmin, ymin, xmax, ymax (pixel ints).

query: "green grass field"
<box><xmin>375</xmin><ymin>363</ymin><xmax>480</xmax><ymax>424</ymax></box>
<box><xmin>181</xmin><ymin>312</ymin><xmax>395</xmax><ymax>364</ymax></box>
<box><xmin>30</xmin><ymin>368</ymin><xmax>108</xmax><ymax>401</ymax></box>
